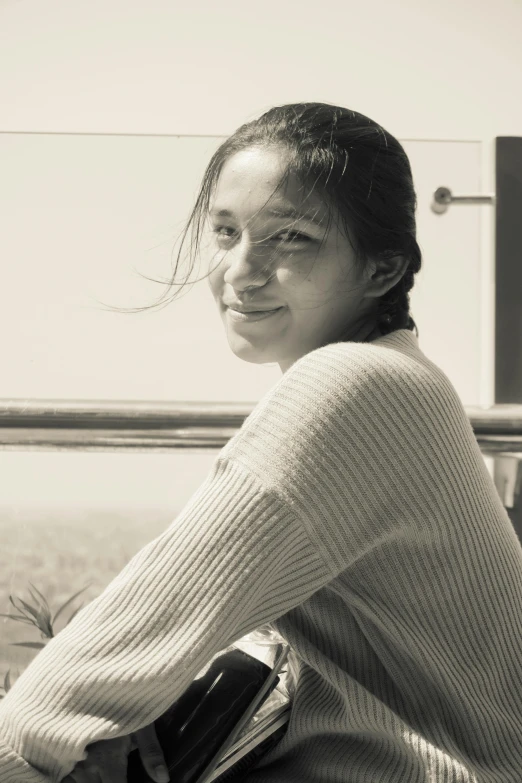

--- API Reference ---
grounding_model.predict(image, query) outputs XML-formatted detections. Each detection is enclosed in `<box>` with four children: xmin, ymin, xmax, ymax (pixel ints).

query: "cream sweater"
<box><xmin>1</xmin><ymin>328</ymin><xmax>522</xmax><ymax>783</ymax></box>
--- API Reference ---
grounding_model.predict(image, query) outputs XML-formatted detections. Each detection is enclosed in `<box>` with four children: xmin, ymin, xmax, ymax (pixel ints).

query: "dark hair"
<box><xmin>112</xmin><ymin>102</ymin><xmax>421</xmax><ymax>337</ymax></box>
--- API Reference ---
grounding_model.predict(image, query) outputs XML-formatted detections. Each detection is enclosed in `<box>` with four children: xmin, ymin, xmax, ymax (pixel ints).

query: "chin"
<box><xmin>229</xmin><ymin>345</ymin><xmax>278</xmax><ymax>365</ymax></box>
<box><xmin>227</xmin><ymin>336</ymin><xmax>281</xmax><ymax>366</ymax></box>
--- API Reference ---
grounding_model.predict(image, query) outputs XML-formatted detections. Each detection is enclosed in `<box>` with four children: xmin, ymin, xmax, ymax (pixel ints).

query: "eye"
<box><xmin>212</xmin><ymin>226</ymin><xmax>237</xmax><ymax>243</ymax></box>
<box><xmin>274</xmin><ymin>230</ymin><xmax>311</xmax><ymax>244</ymax></box>
<box><xmin>211</xmin><ymin>226</ymin><xmax>311</xmax><ymax>246</ymax></box>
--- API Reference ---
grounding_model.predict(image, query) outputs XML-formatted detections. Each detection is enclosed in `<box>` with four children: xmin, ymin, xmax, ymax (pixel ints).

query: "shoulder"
<box><xmin>219</xmin><ymin>330</ymin><xmax>478</xmax><ymax>567</ymax></box>
<box><xmin>270</xmin><ymin>329</ymin><xmax>452</xmax><ymax>416</ymax></box>
<box><xmin>223</xmin><ymin>329</ymin><xmax>458</xmax><ymax>469</ymax></box>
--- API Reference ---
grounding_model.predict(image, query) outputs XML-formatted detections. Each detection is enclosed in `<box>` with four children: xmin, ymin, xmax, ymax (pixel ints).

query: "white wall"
<box><xmin>0</xmin><ymin>0</ymin><xmax>518</xmax><ymax>512</ymax></box>
<box><xmin>1</xmin><ymin>0</ymin><xmax>521</xmax><ymax>142</ymax></box>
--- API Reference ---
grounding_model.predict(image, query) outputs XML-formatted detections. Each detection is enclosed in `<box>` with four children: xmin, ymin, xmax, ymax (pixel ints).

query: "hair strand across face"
<box><xmin>107</xmin><ymin>102</ymin><xmax>421</xmax><ymax>338</ymax></box>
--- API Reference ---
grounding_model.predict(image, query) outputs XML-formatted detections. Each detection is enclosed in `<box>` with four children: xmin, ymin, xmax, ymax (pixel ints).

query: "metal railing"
<box><xmin>0</xmin><ymin>399</ymin><xmax>521</xmax><ymax>454</ymax></box>
<box><xmin>0</xmin><ymin>399</ymin><xmax>250</xmax><ymax>452</ymax></box>
<box><xmin>1</xmin><ymin>398</ymin><xmax>521</xmax><ymax>536</ymax></box>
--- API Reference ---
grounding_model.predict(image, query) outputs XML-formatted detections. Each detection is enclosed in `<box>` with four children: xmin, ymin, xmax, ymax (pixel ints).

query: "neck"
<box><xmin>278</xmin><ymin>320</ymin><xmax>383</xmax><ymax>374</ymax></box>
<box><xmin>335</xmin><ymin>318</ymin><xmax>383</xmax><ymax>345</ymax></box>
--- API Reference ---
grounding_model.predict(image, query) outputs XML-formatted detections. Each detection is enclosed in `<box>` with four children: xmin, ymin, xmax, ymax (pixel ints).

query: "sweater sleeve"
<box><xmin>1</xmin><ymin>336</ymin><xmax>520</xmax><ymax>782</ymax></box>
<box><xmin>223</xmin><ymin>338</ymin><xmax>522</xmax><ymax>780</ymax></box>
<box><xmin>0</xmin><ymin>343</ymin><xmax>362</xmax><ymax>783</ymax></box>
<box><xmin>0</xmin><ymin>457</ymin><xmax>334</xmax><ymax>783</ymax></box>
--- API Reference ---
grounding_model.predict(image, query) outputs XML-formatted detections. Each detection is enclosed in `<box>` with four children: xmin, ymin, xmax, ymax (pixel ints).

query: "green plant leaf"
<box><xmin>9</xmin><ymin>642</ymin><xmax>47</xmax><ymax>649</ymax></box>
<box><xmin>13</xmin><ymin>597</ymin><xmax>39</xmax><ymax>618</ymax></box>
<box><xmin>28</xmin><ymin>583</ymin><xmax>51</xmax><ymax>614</ymax></box>
<box><xmin>9</xmin><ymin>596</ymin><xmax>32</xmax><ymax>620</ymax></box>
<box><xmin>16</xmin><ymin>597</ymin><xmax>53</xmax><ymax>638</ymax></box>
<box><xmin>66</xmin><ymin>603</ymin><xmax>84</xmax><ymax>626</ymax></box>
<box><xmin>6</xmin><ymin>598</ymin><xmax>43</xmax><ymax>628</ymax></box>
<box><xmin>9</xmin><ymin>596</ymin><xmax>40</xmax><ymax>624</ymax></box>
<box><xmin>52</xmin><ymin>585</ymin><xmax>91</xmax><ymax>627</ymax></box>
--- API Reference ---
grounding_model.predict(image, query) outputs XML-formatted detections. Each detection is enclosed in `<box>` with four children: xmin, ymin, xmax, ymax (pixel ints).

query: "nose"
<box><xmin>222</xmin><ymin>237</ymin><xmax>275</xmax><ymax>291</ymax></box>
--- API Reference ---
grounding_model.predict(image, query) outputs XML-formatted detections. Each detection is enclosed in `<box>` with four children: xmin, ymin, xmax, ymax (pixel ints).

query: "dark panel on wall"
<box><xmin>495</xmin><ymin>137</ymin><xmax>522</xmax><ymax>403</ymax></box>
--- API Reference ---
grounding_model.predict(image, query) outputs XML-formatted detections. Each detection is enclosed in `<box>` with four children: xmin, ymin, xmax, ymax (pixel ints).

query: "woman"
<box><xmin>1</xmin><ymin>102</ymin><xmax>521</xmax><ymax>783</ymax></box>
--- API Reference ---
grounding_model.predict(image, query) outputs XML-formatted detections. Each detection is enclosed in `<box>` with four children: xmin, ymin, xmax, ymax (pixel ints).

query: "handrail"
<box><xmin>0</xmin><ymin>399</ymin><xmax>522</xmax><ymax>454</ymax></box>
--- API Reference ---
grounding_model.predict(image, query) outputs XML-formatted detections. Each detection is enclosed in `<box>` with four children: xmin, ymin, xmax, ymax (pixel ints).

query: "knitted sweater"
<box><xmin>1</xmin><ymin>328</ymin><xmax>522</xmax><ymax>783</ymax></box>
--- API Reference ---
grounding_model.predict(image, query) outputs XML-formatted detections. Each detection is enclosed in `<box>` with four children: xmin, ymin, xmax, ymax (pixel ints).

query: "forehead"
<box><xmin>211</xmin><ymin>147</ymin><xmax>327</xmax><ymax>221</ymax></box>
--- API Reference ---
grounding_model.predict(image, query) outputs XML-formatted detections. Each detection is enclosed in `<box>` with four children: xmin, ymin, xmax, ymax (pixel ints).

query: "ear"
<box><xmin>364</xmin><ymin>255</ymin><xmax>409</xmax><ymax>299</ymax></box>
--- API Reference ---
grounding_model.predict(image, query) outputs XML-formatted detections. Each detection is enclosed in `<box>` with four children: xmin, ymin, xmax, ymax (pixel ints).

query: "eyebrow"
<box><xmin>209</xmin><ymin>206</ymin><xmax>324</xmax><ymax>226</ymax></box>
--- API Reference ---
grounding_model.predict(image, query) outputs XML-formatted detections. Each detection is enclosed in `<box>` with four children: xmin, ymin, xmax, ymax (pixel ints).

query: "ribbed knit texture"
<box><xmin>1</xmin><ymin>328</ymin><xmax>522</xmax><ymax>782</ymax></box>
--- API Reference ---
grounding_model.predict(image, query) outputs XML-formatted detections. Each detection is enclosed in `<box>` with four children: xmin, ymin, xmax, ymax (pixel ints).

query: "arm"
<box><xmin>0</xmin><ymin>339</ymin><xmax>408</xmax><ymax>782</ymax></box>
<box><xmin>0</xmin><ymin>457</ymin><xmax>334</xmax><ymax>783</ymax></box>
<box><xmin>3</xmin><ymin>337</ymin><xmax>522</xmax><ymax>783</ymax></box>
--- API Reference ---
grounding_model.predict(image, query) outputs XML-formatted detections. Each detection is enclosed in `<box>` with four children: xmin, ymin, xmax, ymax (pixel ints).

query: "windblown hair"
<box><xmin>112</xmin><ymin>102</ymin><xmax>422</xmax><ymax>336</ymax></box>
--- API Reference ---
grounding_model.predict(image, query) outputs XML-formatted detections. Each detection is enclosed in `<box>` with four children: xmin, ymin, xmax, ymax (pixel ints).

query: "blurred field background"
<box><xmin>0</xmin><ymin>505</ymin><xmax>177</xmax><ymax>690</ymax></box>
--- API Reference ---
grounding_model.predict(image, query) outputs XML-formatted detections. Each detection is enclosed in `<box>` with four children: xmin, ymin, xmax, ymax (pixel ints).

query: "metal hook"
<box><xmin>431</xmin><ymin>186</ymin><xmax>496</xmax><ymax>214</ymax></box>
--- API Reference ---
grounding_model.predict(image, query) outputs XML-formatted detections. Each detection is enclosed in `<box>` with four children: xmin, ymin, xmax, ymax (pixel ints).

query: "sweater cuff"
<box><xmin>0</xmin><ymin>736</ymin><xmax>55</xmax><ymax>783</ymax></box>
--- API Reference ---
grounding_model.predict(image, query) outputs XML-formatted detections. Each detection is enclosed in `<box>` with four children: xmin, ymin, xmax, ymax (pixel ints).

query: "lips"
<box><xmin>225</xmin><ymin>304</ymin><xmax>282</xmax><ymax>313</ymax></box>
<box><xmin>226</xmin><ymin>306</ymin><xmax>284</xmax><ymax>323</ymax></box>
<box><xmin>229</xmin><ymin>307</ymin><xmax>281</xmax><ymax>315</ymax></box>
<box><xmin>232</xmin><ymin>308</ymin><xmax>281</xmax><ymax>314</ymax></box>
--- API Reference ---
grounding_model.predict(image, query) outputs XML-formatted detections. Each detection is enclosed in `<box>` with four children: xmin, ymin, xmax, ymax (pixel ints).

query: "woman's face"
<box><xmin>207</xmin><ymin>146</ymin><xmax>379</xmax><ymax>372</ymax></box>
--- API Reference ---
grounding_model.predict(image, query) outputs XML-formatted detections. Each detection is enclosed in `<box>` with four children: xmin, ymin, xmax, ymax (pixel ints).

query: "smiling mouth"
<box><xmin>227</xmin><ymin>306</ymin><xmax>284</xmax><ymax>323</ymax></box>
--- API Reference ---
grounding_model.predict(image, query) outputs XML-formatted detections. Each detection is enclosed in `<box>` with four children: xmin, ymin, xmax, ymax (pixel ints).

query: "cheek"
<box><xmin>281</xmin><ymin>263</ymin><xmax>335</xmax><ymax>304</ymax></box>
<box><xmin>308</xmin><ymin>261</ymin><xmax>358</xmax><ymax>302</ymax></box>
<box><xmin>277</xmin><ymin>256</ymin><xmax>317</xmax><ymax>290</ymax></box>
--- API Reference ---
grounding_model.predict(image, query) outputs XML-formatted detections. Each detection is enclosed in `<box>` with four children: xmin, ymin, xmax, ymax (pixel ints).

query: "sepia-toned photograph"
<box><xmin>1</xmin><ymin>1</ymin><xmax>521</xmax><ymax>781</ymax></box>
